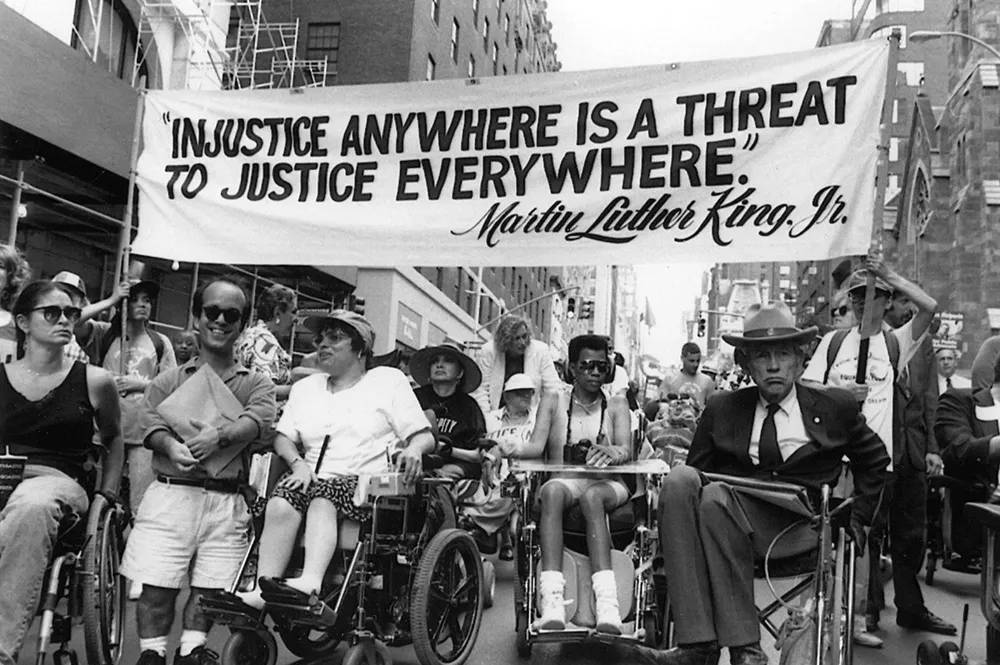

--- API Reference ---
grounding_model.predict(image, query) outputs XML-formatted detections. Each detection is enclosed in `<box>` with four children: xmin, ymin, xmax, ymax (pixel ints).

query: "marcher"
<box><xmin>234</xmin><ymin>283</ymin><xmax>295</xmax><ymax>400</ymax></box>
<box><xmin>0</xmin><ymin>280</ymin><xmax>123</xmax><ymax>665</ymax></box>
<box><xmin>936</xmin><ymin>348</ymin><xmax>970</xmax><ymax>393</ymax></box>
<box><xmin>411</xmin><ymin>343</ymin><xmax>487</xmax><ymax>480</ymax></box>
<box><xmin>119</xmin><ymin>277</ymin><xmax>277</xmax><ymax>665</ymax></box>
<box><xmin>0</xmin><ymin>244</ymin><xmax>30</xmax><ymax>364</ymax></box>
<box><xmin>231</xmin><ymin>310</ymin><xmax>433</xmax><ymax>609</ymax></box>
<box><xmin>658</xmin><ymin>342</ymin><xmax>715</xmax><ymax>408</ymax></box>
<box><xmin>471</xmin><ymin>314</ymin><xmax>561</xmax><ymax>413</ymax></box>
<box><xmin>971</xmin><ymin>334</ymin><xmax>1000</xmax><ymax>391</ymax></box>
<box><xmin>830</xmin><ymin>289</ymin><xmax>857</xmax><ymax>330</ymax></box>
<box><xmin>522</xmin><ymin>334</ymin><xmax>632</xmax><ymax>635</ymax></box>
<box><xmin>173</xmin><ymin>329</ymin><xmax>199</xmax><ymax>364</ymax></box>
<box><xmin>632</xmin><ymin>302</ymin><xmax>889</xmax><ymax>665</ymax></box>
<box><xmin>801</xmin><ymin>252</ymin><xmax>955</xmax><ymax>637</ymax></box>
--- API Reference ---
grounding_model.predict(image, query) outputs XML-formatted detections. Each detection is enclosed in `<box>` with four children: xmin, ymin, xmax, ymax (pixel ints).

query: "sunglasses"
<box><xmin>833</xmin><ymin>305</ymin><xmax>850</xmax><ymax>317</ymax></box>
<box><xmin>201</xmin><ymin>305</ymin><xmax>243</xmax><ymax>324</ymax></box>
<box><xmin>664</xmin><ymin>393</ymin><xmax>693</xmax><ymax>402</ymax></box>
<box><xmin>577</xmin><ymin>360</ymin><xmax>610</xmax><ymax>374</ymax></box>
<box><xmin>32</xmin><ymin>305</ymin><xmax>82</xmax><ymax>324</ymax></box>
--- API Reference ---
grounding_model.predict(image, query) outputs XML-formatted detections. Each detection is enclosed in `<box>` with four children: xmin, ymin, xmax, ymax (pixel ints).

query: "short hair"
<box><xmin>192</xmin><ymin>275</ymin><xmax>251</xmax><ymax>328</ymax></box>
<box><xmin>256</xmin><ymin>283</ymin><xmax>297</xmax><ymax>321</ymax></box>
<box><xmin>569</xmin><ymin>334</ymin><xmax>610</xmax><ymax>363</ymax></box>
<box><xmin>493</xmin><ymin>314</ymin><xmax>533</xmax><ymax>354</ymax></box>
<box><xmin>313</xmin><ymin>319</ymin><xmax>369</xmax><ymax>358</ymax></box>
<box><xmin>935</xmin><ymin>347</ymin><xmax>957</xmax><ymax>359</ymax></box>
<box><xmin>0</xmin><ymin>244</ymin><xmax>31</xmax><ymax>311</ymax></box>
<box><xmin>681</xmin><ymin>342</ymin><xmax>701</xmax><ymax>357</ymax></box>
<box><xmin>12</xmin><ymin>280</ymin><xmax>74</xmax><ymax>355</ymax></box>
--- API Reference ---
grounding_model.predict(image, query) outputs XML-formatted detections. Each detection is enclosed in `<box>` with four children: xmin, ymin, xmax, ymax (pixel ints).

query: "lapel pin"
<box><xmin>813</xmin><ymin>417</ymin><xmax>820</xmax><ymax>423</ymax></box>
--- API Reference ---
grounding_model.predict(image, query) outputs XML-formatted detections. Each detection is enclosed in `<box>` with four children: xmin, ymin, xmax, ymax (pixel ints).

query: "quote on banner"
<box><xmin>133</xmin><ymin>40</ymin><xmax>889</xmax><ymax>266</ymax></box>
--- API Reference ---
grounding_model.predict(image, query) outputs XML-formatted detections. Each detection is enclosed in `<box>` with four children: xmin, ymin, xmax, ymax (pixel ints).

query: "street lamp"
<box><xmin>909</xmin><ymin>30</ymin><xmax>1000</xmax><ymax>61</ymax></box>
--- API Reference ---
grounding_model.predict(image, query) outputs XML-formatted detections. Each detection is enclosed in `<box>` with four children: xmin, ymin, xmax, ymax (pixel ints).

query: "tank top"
<box><xmin>0</xmin><ymin>362</ymin><xmax>97</xmax><ymax>492</ymax></box>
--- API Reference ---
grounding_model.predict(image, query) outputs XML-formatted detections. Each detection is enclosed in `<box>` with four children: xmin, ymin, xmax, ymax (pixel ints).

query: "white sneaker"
<box><xmin>592</xmin><ymin>570</ymin><xmax>621</xmax><ymax>635</ymax></box>
<box><xmin>533</xmin><ymin>571</ymin><xmax>566</xmax><ymax>630</ymax></box>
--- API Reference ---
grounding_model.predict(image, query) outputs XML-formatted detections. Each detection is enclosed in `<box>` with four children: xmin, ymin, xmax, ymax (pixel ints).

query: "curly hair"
<box><xmin>256</xmin><ymin>283</ymin><xmax>298</xmax><ymax>321</ymax></box>
<box><xmin>493</xmin><ymin>314</ymin><xmax>532</xmax><ymax>355</ymax></box>
<box><xmin>0</xmin><ymin>244</ymin><xmax>31</xmax><ymax>312</ymax></box>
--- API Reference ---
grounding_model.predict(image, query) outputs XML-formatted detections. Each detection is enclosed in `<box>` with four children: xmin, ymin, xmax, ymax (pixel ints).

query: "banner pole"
<box><xmin>117</xmin><ymin>78</ymin><xmax>147</xmax><ymax>377</ymax></box>
<box><xmin>856</xmin><ymin>32</ymin><xmax>900</xmax><ymax>384</ymax></box>
<box><xmin>7</xmin><ymin>161</ymin><xmax>24</xmax><ymax>247</ymax></box>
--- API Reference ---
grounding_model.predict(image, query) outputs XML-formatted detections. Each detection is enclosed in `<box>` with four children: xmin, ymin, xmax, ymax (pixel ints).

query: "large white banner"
<box><xmin>134</xmin><ymin>40</ymin><xmax>888</xmax><ymax>266</ymax></box>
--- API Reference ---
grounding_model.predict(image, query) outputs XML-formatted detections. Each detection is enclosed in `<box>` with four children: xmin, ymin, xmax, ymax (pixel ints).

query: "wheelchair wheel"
<box><xmin>411</xmin><ymin>529</ymin><xmax>484</xmax><ymax>665</ymax></box>
<box><xmin>512</xmin><ymin>578</ymin><xmax>531</xmax><ymax>658</ymax></box>
<box><xmin>81</xmin><ymin>495</ymin><xmax>126</xmax><ymax>665</ymax></box>
<box><xmin>276</xmin><ymin>624</ymin><xmax>341</xmax><ymax>659</ymax></box>
<box><xmin>482</xmin><ymin>559</ymin><xmax>496</xmax><ymax>609</ymax></box>
<box><xmin>220</xmin><ymin>630</ymin><xmax>277</xmax><ymax>665</ymax></box>
<box><xmin>342</xmin><ymin>641</ymin><xmax>392</xmax><ymax>665</ymax></box>
<box><xmin>916</xmin><ymin>640</ymin><xmax>942</xmax><ymax>665</ymax></box>
<box><xmin>642</xmin><ymin>612</ymin><xmax>664</xmax><ymax>649</ymax></box>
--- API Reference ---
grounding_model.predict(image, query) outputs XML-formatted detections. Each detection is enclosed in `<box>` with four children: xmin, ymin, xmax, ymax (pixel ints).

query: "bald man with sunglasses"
<box><xmin>120</xmin><ymin>277</ymin><xmax>276</xmax><ymax>665</ymax></box>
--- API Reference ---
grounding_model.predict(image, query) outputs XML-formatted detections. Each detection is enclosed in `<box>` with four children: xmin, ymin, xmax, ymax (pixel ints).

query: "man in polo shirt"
<box><xmin>120</xmin><ymin>277</ymin><xmax>276</xmax><ymax>665</ymax></box>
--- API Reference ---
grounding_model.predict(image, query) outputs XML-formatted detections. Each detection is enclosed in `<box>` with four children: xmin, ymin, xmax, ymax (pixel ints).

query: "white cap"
<box><xmin>503</xmin><ymin>373</ymin><xmax>535</xmax><ymax>392</ymax></box>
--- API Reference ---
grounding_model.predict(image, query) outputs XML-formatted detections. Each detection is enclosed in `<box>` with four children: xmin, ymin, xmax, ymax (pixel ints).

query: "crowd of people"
<box><xmin>0</xmin><ymin>243</ymin><xmax>998</xmax><ymax>665</ymax></box>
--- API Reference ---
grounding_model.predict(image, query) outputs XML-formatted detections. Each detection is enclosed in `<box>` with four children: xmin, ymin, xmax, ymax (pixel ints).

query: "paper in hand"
<box><xmin>155</xmin><ymin>364</ymin><xmax>246</xmax><ymax>477</ymax></box>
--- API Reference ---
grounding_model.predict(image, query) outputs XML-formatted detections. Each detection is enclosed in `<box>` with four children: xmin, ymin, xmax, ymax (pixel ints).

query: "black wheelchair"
<box><xmin>200</xmin><ymin>465</ymin><xmax>484</xmax><ymax>665</ymax></box>
<box><xmin>32</xmin><ymin>491</ymin><xmax>128</xmax><ymax>665</ymax></box>
<box><xmin>925</xmin><ymin>474</ymin><xmax>991</xmax><ymax>584</ymax></box>
<box><xmin>508</xmin><ymin>457</ymin><xmax>668</xmax><ymax>656</ymax></box>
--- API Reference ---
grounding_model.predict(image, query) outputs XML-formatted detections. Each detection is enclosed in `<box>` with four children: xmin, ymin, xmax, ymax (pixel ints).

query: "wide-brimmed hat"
<box><xmin>51</xmin><ymin>271</ymin><xmax>87</xmax><ymax>300</ymax></box>
<box><xmin>410</xmin><ymin>343</ymin><xmax>482</xmax><ymax>393</ymax></box>
<box><xmin>844</xmin><ymin>269</ymin><xmax>892</xmax><ymax>296</ymax></box>
<box><xmin>503</xmin><ymin>373</ymin><xmax>536</xmax><ymax>393</ymax></box>
<box><xmin>303</xmin><ymin>309</ymin><xmax>375</xmax><ymax>352</ymax></box>
<box><xmin>721</xmin><ymin>302</ymin><xmax>818</xmax><ymax>347</ymax></box>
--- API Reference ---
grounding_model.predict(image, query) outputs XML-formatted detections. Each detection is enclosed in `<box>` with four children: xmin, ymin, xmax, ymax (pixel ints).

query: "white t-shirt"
<box><xmin>276</xmin><ymin>367</ymin><xmax>431</xmax><ymax>477</ymax></box>
<box><xmin>802</xmin><ymin>320</ymin><xmax>924</xmax><ymax>465</ymax></box>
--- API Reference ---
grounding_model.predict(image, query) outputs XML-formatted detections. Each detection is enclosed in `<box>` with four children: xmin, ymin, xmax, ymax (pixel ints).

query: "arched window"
<box><xmin>72</xmin><ymin>0</ymin><xmax>141</xmax><ymax>81</ymax></box>
<box><xmin>909</xmin><ymin>166</ymin><xmax>932</xmax><ymax>239</ymax></box>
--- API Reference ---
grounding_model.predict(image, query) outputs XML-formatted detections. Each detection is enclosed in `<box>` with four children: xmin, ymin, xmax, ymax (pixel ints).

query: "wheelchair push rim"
<box><xmin>410</xmin><ymin>528</ymin><xmax>484</xmax><ymax>665</ymax></box>
<box><xmin>81</xmin><ymin>495</ymin><xmax>126</xmax><ymax>665</ymax></box>
<box><xmin>220</xmin><ymin>629</ymin><xmax>277</xmax><ymax>665</ymax></box>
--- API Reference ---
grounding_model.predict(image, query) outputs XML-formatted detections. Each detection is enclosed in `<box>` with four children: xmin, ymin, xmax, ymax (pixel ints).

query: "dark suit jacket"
<box><xmin>688</xmin><ymin>383</ymin><xmax>890</xmax><ymax>524</ymax></box>
<box><xmin>897</xmin><ymin>333</ymin><xmax>939</xmax><ymax>470</ymax></box>
<box><xmin>934</xmin><ymin>387</ymin><xmax>1000</xmax><ymax>486</ymax></box>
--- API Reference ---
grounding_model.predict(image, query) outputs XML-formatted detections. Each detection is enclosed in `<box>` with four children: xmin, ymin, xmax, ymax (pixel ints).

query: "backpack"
<box><xmin>821</xmin><ymin>328</ymin><xmax>900</xmax><ymax>385</ymax></box>
<box><xmin>99</xmin><ymin>325</ymin><xmax>166</xmax><ymax>370</ymax></box>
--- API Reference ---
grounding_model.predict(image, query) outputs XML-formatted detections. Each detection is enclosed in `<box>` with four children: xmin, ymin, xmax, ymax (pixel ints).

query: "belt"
<box><xmin>156</xmin><ymin>475</ymin><xmax>241</xmax><ymax>494</ymax></box>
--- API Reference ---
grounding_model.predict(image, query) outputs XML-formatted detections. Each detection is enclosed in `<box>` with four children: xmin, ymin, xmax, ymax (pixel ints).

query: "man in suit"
<box><xmin>632</xmin><ymin>303</ymin><xmax>889</xmax><ymax>665</ymax></box>
<box><xmin>936</xmin><ymin>348</ymin><xmax>971</xmax><ymax>394</ymax></box>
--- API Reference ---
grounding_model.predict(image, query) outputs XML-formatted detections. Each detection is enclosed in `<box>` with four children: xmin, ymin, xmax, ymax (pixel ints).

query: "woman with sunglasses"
<box><xmin>0</xmin><ymin>281</ymin><xmax>123</xmax><ymax>663</ymax></box>
<box><xmin>520</xmin><ymin>334</ymin><xmax>632</xmax><ymax>635</ymax></box>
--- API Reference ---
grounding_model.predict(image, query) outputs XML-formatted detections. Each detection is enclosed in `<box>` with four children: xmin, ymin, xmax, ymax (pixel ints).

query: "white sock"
<box><xmin>178</xmin><ymin>630</ymin><xmax>208</xmax><ymax>656</ymax></box>
<box><xmin>591</xmin><ymin>569</ymin><xmax>617</xmax><ymax>592</ymax></box>
<box><xmin>138</xmin><ymin>636</ymin><xmax>168</xmax><ymax>657</ymax></box>
<box><xmin>538</xmin><ymin>570</ymin><xmax>564</xmax><ymax>588</ymax></box>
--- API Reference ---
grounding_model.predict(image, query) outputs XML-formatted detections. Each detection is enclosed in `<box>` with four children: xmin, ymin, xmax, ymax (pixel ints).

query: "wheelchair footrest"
<box><xmin>198</xmin><ymin>591</ymin><xmax>266</xmax><ymax>631</ymax></box>
<box><xmin>258</xmin><ymin>578</ymin><xmax>337</xmax><ymax>627</ymax></box>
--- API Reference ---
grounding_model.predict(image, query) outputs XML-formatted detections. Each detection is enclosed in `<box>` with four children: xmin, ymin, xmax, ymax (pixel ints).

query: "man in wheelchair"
<box><xmin>633</xmin><ymin>303</ymin><xmax>889</xmax><ymax>665</ymax></box>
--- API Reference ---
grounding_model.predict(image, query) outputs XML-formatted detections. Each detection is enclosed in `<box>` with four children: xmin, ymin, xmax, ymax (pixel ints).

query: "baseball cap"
<box><xmin>503</xmin><ymin>373</ymin><xmax>535</xmax><ymax>392</ymax></box>
<box><xmin>51</xmin><ymin>271</ymin><xmax>87</xmax><ymax>300</ymax></box>
<box><xmin>303</xmin><ymin>309</ymin><xmax>375</xmax><ymax>352</ymax></box>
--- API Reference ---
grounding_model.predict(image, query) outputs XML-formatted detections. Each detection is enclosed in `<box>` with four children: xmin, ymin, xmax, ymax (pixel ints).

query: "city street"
<box><xmin>20</xmin><ymin>555</ymin><xmax>991</xmax><ymax>665</ymax></box>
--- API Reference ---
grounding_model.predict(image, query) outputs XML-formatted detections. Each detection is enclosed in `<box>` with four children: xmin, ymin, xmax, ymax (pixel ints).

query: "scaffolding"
<box><xmin>132</xmin><ymin>0</ymin><xmax>329</xmax><ymax>91</ymax></box>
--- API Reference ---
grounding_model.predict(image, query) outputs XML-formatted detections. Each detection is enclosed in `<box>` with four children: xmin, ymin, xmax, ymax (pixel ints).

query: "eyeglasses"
<box><xmin>577</xmin><ymin>360</ymin><xmax>610</xmax><ymax>374</ymax></box>
<box><xmin>32</xmin><ymin>305</ymin><xmax>82</xmax><ymax>323</ymax></box>
<box><xmin>833</xmin><ymin>305</ymin><xmax>850</xmax><ymax>317</ymax></box>
<box><xmin>316</xmin><ymin>330</ymin><xmax>353</xmax><ymax>347</ymax></box>
<box><xmin>663</xmin><ymin>393</ymin><xmax>693</xmax><ymax>402</ymax></box>
<box><xmin>201</xmin><ymin>305</ymin><xmax>243</xmax><ymax>324</ymax></box>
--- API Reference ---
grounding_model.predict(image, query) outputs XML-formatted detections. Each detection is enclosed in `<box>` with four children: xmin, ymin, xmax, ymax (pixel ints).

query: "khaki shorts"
<box><xmin>120</xmin><ymin>480</ymin><xmax>250</xmax><ymax>589</ymax></box>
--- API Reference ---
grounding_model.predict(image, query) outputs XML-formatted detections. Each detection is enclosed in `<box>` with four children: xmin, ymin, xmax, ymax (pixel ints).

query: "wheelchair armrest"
<box><xmin>965</xmin><ymin>502</ymin><xmax>1000</xmax><ymax>533</ymax></box>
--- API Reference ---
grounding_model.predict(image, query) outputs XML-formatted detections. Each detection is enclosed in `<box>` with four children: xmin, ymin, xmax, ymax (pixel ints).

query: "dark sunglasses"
<box><xmin>833</xmin><ymin>305</ymin><xmax>850</xmax><ymax>317</ymax></box>
<box><xmin>664</xmin><ymin>393</ymin><xmax>693</xmax><ymax>402</ymax></box>
<box><xmin>33</xmin><ymin>305</ymin><xmax>82</xmax><ymax>323</ymax></box>
<box><xmin>202</xmin><ymin>305</ymin><xmax>243</xmax><ymax>324</ymax></box>
<box><xmin>577</xmin><ymin>359</ymin><xmax>610</xmax><ymax>374</ymax></box>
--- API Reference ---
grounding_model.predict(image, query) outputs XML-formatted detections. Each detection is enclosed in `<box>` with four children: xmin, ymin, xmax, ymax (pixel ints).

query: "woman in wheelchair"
<box><xmin>526</xmin><ymin>334</ymin><xmax>632</xmax><ymax>635</ymax></box>
<box><xmin>0</xmin><ymin>280</ymin><xmax>124</xmax><ymax>663</ymax></box>
<box><xmin>233</xmin><ymin>310</ymin><xmax>434</xmax><ymax>610</ymax></box>
<box><xmin>933</xmin><ymin>352</ymin><xmax>1000</xmax><ymax>568</ymax></box>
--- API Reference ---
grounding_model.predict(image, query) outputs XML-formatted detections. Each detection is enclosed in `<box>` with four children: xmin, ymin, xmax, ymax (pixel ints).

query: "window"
<box><xmin>502</xmin><ymin>64</ymin><xmax>507</xmax><ymax>76</ymax></box>
<box><xmin>897</xmin><ymin>61</ymin><xmax>924</xmax><ymax>86</ymax></box>
<box><xmin>892</xmin><ymin>99</ymin><xmax>900</xmax><ymax>123</ymax></box>
<box><xmin>492</xmin><ymin>42</ymin><xmax>499</xmax><ymax>74</ymax></box>
<box><xmin>431</xmin><ymin>0</ymin><xmax>440</xmax><ymax>24</ymax></box>
<box><xmin>869</xmin><ymin>24</ymin><xmax>907</xmax><ymax>48</ymax></box>
<box><xmin>472</xmin><ymin>0</ymin><xmax>479</xmax><ymax>21</ymax></box>
<box><xmin>779</xmin><ymin>265</ymin><xmax>791</xmax><ymax>276</ymax></box>
<box><xmin>306</xmin><ymin>23</ymin><xmax>341</xmax><ymax>75</ymax></box>
<box><xmin>451</xmin><ymin>19</ymin><xmax>460</xmax><ymax>62</ymax></box>
<box><xmin>426</xmin><ymin>54</ymin><xmax>436</xmax><ymax>81</ymax></box>
<box><xmin>876</xmin><ymin>0</ymin><xmax>924</xmax><ymax>12</ymax></box>
<box><xmin>889</xmin><ymin>137</ymin><xmax>900</xmax><ymax>161</ymax></box>
<box><xmin>886</xmin><ymin>174</ymin><xmax>900</xmax><ymax>202</ymax></box>
<box><xmin>504</xmin><ymin>14</ymin><xmax>510</xmax><ymax>44</ymax></box>
<box><xmin>483</xmin><ymin>17</ymin><xmax>490</xmax><ymax>50</ymax></box>
<box><xmin>435</xmin><ymin>267</ymin><xmax>445</xmax><ymax>290</ymax></box>
<box><xmin>72</xmin><ymin>0</ymin><xmax>140</xmax><ymax>80</ymax></box>
<box><xmin>497</xmin><ymin>0</ymin><xmax>503</xmax><ymax>21</ymax></box>
<box><xmin>468</xmin><ymin>54</ymin><xmax>476</xmax><ymax>77</ymax></box>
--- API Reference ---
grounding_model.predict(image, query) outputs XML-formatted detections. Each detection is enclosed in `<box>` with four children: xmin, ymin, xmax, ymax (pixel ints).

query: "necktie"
<box><xmin>759</xmin><ymin>403</ymin><xmax>782</xmax><ymax>469</ymax></box>
<box><xmin>946</xmin><ymin>377</ymin><xmax>953</xmax><ymax>389</ymax></box>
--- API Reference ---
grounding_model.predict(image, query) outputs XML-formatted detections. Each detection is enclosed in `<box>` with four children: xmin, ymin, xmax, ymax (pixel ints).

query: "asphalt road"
<box><xmin>18</xmin><ymin>556</ymin><xmax>992</xmax><ymax>665</ymax></box>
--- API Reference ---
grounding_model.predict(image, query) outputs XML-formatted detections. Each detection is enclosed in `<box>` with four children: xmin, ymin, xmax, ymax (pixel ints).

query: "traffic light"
<box><xmin>347</xmin><ymin>294</ymin><xmax>366</xmax><ymax>315</ymax></box>
<box><xmin>697</xmin><ymin>316</ymin><xmax>706</xmax><ymax>337</ymax></box>
<box><xmin>579</xmin><ymin>300</ymin><xmax>594</xmax><ymax>319</ymax></box>
<box><xmin>566</xmin><ymin>297</ymin><xmax>576</xmax><ymax>318</ymax></box>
